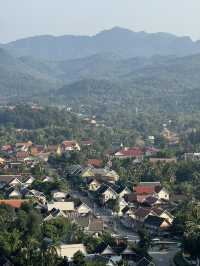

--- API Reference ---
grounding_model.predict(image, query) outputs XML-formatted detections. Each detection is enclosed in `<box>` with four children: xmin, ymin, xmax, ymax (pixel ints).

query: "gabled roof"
<box><xmin>97</xmin><ymin>184</ymin><xmax>117</xmax><ymax>195</ymax></box>
<box><xmin>143</xmin><ymin>196</ymin><xmax>160</xmax><ymax>205</ymax></box>
<box><xmin>96</xmin><ymin>243</ymin><xmax>117</xmax><ymax>255</ymax></box>
<box><xmin>110</xmin><ymin>184</ymin><xmax>129</xmax><ymax>194</ymax></box>
<box><xmin>121</xmin><ymin>206</ymin><xmax>130</xmax><ymax>214</ymax></box>
<box><xmin>134</xmin><ymin>207</ymin><xmax>153</xmax><ymax>219</ymax></box>
<box><xmin>144</xmin><ymin>215</ymin><xmax>169</xmax><ymax>228</ymax></box>
<box><xmin>87</xmin><ymin>177</ymin><xmax>101</xmax><ymax>186</ymax></box>
<box><xmin>0</xmin><ymin>175</ymin><xmax>22</xmax><ymax>184</ymax></box>
<box><xmin>121</xmin><ymin>246</ymin><xmax>136</xmax><ymax>255</ymax></box>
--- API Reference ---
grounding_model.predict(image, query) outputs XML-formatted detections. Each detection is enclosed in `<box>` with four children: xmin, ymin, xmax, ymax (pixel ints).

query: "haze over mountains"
<box><xmin>3</xmin><ymin>27</ymin><xmax>200</xmax><ymax>60</ymax></box>
<box><xmin>1</xmin><ymin>27</ymin><xmax>200</xmax><ymax>114</ymax></box>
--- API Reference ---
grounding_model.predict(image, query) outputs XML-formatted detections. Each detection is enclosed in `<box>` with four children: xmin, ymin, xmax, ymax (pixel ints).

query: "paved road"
<box><xmin>70</xmin><ymin>189</ymin><xmax>140</xmax><ymax>241</ymax></box>
<box><xmin>149</xmin><ymin>246</ymin><xmax>179</xmax><ymax>266</ymax></box>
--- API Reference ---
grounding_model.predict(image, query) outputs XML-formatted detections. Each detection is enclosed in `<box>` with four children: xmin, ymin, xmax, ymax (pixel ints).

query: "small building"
<box><xmin>61</xmin><ymin>140</ymin><xmax>80</xmax><ymax>152</ymax></box>
<box><xmin>52</xmin><ymin>191</ymin><xmax>68</xmax><ymax>201</ymax></box>
<box><xmin>97</xmin><ymin>184</ymin><xmax>117</xmax><ymax>204</ymax></box>
<box><xmin>144</xmin><ymin>215</ymin><xmax>171</xmax><ymax>233</ymax></box>
<box><xmin>56</xmin><ymin>244</ymin><xmax>87</xmax><ymax>260</ymax></box>
<box><xmin>114</xmin><ymin>147</ymin><xmax>144</xmax><ymax>160</ymax></box>
<box><xmin>75</xmin><ymin>201</ymin><xmax>91</xmax><ymax>214</ymax></box>
<box><xmin>87</xmin><ymin>178</ymin><xmax>101</xmax><ymax>191</ymax></box>
<box><xmin>47</xmin><ymin>201</ymin><xmax>75</xmax><ymax>212</ymax></box>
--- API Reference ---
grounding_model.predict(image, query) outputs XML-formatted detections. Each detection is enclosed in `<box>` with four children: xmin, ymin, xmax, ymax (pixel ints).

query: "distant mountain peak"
<box><xmin>4</xmin><ymin>27</ymin><xmax>200</xmax><ymax>60</ymax></box>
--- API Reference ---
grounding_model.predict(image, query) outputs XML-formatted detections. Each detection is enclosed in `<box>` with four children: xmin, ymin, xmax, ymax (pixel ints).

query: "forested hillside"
<box><xmin>4</xmin><ymin>27</ymin><xmax>200</xmax><ymax>60</ymax></box>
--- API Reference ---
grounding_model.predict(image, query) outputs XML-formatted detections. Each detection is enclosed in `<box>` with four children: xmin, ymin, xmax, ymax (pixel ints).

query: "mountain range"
<box><xmin>3</xmin><ymin>27</ymin><xmax>200</xmax><ymax>60</ymax></box>
<box><xmin>1</xmin><ymin>27</ymin><xmax>200</xmax><ymax>118</ymax></box>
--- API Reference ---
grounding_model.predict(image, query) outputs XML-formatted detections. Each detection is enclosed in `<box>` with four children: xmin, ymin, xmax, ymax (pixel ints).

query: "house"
<box><xmin>144</xmin><ymin>215</ymin><xmax>171</xmax><ymax>233</ymax></box>
<box><xmin>52</xmin><ymin>190</ymin><xmax>68</xmax><ymax>201</ymax></box>
<box><xmin>37</xmin><ymin>152</ymin><xmax>50</xmax><ymax>162</ymax></box>
<box><xmin>44</xmin><ymin>208</ymin><xmax>67</xmax><ymax>221</ymax></box>
<box><xmin>118</xmin><ymin>198</ymin><xmax>129</xmax><ymax>216</ymax></box>
<box><xmin>16</xmin><ymin>151</ymin><xmax>29</xmax><ymax>161</ymax></box>
<box><xmin>61</xmin><ymin>140</ymin><xmax>81</xmax><ymax>152</ymax></box>
<box><xmin>75</xmin><ymin>201</ymin><xmax>91</xmax><ymax>214</ymax></box>
<box><xmin>0</xmin><ymin>157</ymin><xmax>5</xmax><ymax>166</ymax></box>
<box><xmin>87</xmin><ymin>178</ymin><xmax>101</xmax><ymax>191</ymax></box>
<box><xmin>74</xmin><ymin>213</ymin><xmax>104</xmax><ymax>235</ymax></box>
<box><xmin>155</xmin><ymin>187</ymin><xmax>169</xmax><ymax>201</ymax></box>
<box><xmin>46</xmin><ymin>145</ymin><xmax>62</xmax><ymax>155</ymax></box>
<box><xmin>134</xmin><ymin>182</ymin><xmax>161</xmax><ymax>194</ymax></box>
<box><xmin>0</xmin><ymin>175</ymin><xmax>22</xmax><ymax>188</ymax></box>
<box><xmin>87</xmin><ymin>159</ymin><xmax>102</xmax><ymax>168</ymax></box>
<box><xmin>145</xmin><ymin>147</ymin><xmax>159</xmax><ymax>157</ymax></box>
<box><xmin>30</xmin><ymin>145</ymin><xmax>44</xmax><ymax>156</ymax></box>
<box><xmin>81</xmin><ymin>140</ymin><xmax>93</xmax><ymax>147</ymax></box>
<box><xmin>1</xmin><ymin>144</ymin><xmax>13</xmax><ymax>154</ymax></box>
<box><xmin>16</xmin><ymin>141</ymin><xmax>32</xmax><ymax>152</ymax></box>
<box><xmin>92</xmin><ymin>168</ymin><xmax>119</xmax><ymax>183</ymax></box>
<box><xmin>132</xmin><ymin>207</ymin><xmax>156</xmax><ymax>222</ymax></box>
<box><xmin>125</xmin><ymin>192</ymin><xmax>150</xmax><ymax>205</ymax></box>
<box><xmin>86</xmin><ymin>255</ymin><xmax>115</xmax><ymax>266</ymax></box>
<box><xmin>56</xmin><ymin>244</ymin><xmax>87</xmax><ymax>259</ymax></box>
<box><xmin>112</xmin><ymin>185</ymin><xmax>131</xmax><ymax>198</ymax></box>
<box><xmin>7</xmin><ymin>187</ymin><xmax>22</xmax><ymax>198</ymax></box>
<box><xmin>97</xmin><ymin>184</ymin><xmax>117</xmax><ymax>204</ymax></box>
<box><xmin>80</xmin><ymin>167</ymin><xmax>95</xmax><ymax>178</ymax></box>
<box><xmin>96</xmin><ymin>243</ymin><xmax>117</xmax><ymax>257</ymax></box>
<box><xmin>184</xmin><ymin>152</ymin><xmax>200</xmax><ymax>161</ymax></box>
<box><xmin>40</xmin><ymin>176</ymin><xmax>54</xmax><ymax>183</ymax></box>
<box><xmin>0</xmin><ymin>199</ymin><xmax>26</xmax><ymax>209</ymax></box>
<box><xmin>22</xmin><ymin>176</ymin><xmax>35</xmax><ymax>187</ymax></box>
<box><xmin>143</xmin><ymin>196</ymin><xmax>162</xmax><ymax>207</ymax></box>
<box><xmin>47</xmin><ymin>201</ymin><xmax>75</xmax><ymax>212</ymax></box>
<box><xmin>121</xmin><ymin>246</ymin><xmax>137</xmax><ymax>261</ymax></box>
<box><xmin>151</xmin><ymin>207</ymin><xmax>174</xmax><ymax>224</ymax></box>
<box><xmin>114</xmin><ymin>147</ymin><xmax>144</xmax><ymax>160</ymax></box>
<box><xmin>24</xmin><ymin>189</ymin><xmax>46</xmax><ymax>203</ymax></box>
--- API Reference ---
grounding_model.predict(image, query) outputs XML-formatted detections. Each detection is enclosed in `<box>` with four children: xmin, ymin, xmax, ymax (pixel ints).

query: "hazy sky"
<box><xmin>1</xmin><ymin>0</ymin><xmax>200</xmax><ymax>43</ymax></box>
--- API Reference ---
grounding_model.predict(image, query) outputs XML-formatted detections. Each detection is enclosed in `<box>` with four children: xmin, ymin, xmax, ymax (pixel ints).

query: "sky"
<box><xmin>0</xmin><ymin>0</ymin><xmax>200</xmax><ymax>43</ymax></box>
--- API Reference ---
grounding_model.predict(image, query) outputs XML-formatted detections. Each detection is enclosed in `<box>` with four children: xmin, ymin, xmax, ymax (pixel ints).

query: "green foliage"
<box><xmin>73</xmin><ymin>251</ymin><xmax>86</xmax><ymax>266</ymax></box>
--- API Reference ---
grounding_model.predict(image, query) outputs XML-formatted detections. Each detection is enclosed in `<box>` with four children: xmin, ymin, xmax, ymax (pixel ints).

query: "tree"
<box><xmin>73</xmin><ymin>251</ymin><xmax>86</xmax><ymax>266</ymax></box>
<box><xmin>138</xmin><ymin>227</ymin><xmax>151</xmax><ymax>254</ymax></box>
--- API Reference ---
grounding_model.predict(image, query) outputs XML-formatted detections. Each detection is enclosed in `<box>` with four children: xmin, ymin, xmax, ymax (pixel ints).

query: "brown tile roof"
<box><xmin>0</xmin><ymin>199</ymin><xmax>27</xmax><ymax>208</ymax></box>
<box><xmin>87</xmin><ymin>159</ymin><xmax>103</xmax><ymax>168</ymax></box>
<box><xmin>134</xmin><ymin>207</ymin><xmax>152</xmax><ymax>219</ymax></box>
<box><xmin>0</xmin><ymin>175</ymin><xmax>21</xmax><ymax>184</ymax></box>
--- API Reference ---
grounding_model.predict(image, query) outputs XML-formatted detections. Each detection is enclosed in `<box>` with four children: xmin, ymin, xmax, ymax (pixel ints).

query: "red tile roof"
<box><xmin>116</xmin><ymin>147</ymin><xmax>143</xmax><ymax>158</ymax></box>
<box><xmin>134</xmin><ymin>182</ymin><xmax>161</xmax><ymax>194</ymax></box>
<box><xmin>16</xmin><ymin>151</ymin><xmax>29</xmax><ymax>159</ymax></box>
<box><xmin>87</xmin><ymin>159</ymin><xmax>102</xmax><ymax>168</ymax></box>
<box><xmin>135</xmin><ymin>186</ymin><xmax>155</xmax><ymax>194</ymax></box>
<box><xmin>0</xmin><ymin>199</ymin><xmax>27</xmax><ymax>208</ymax></box>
